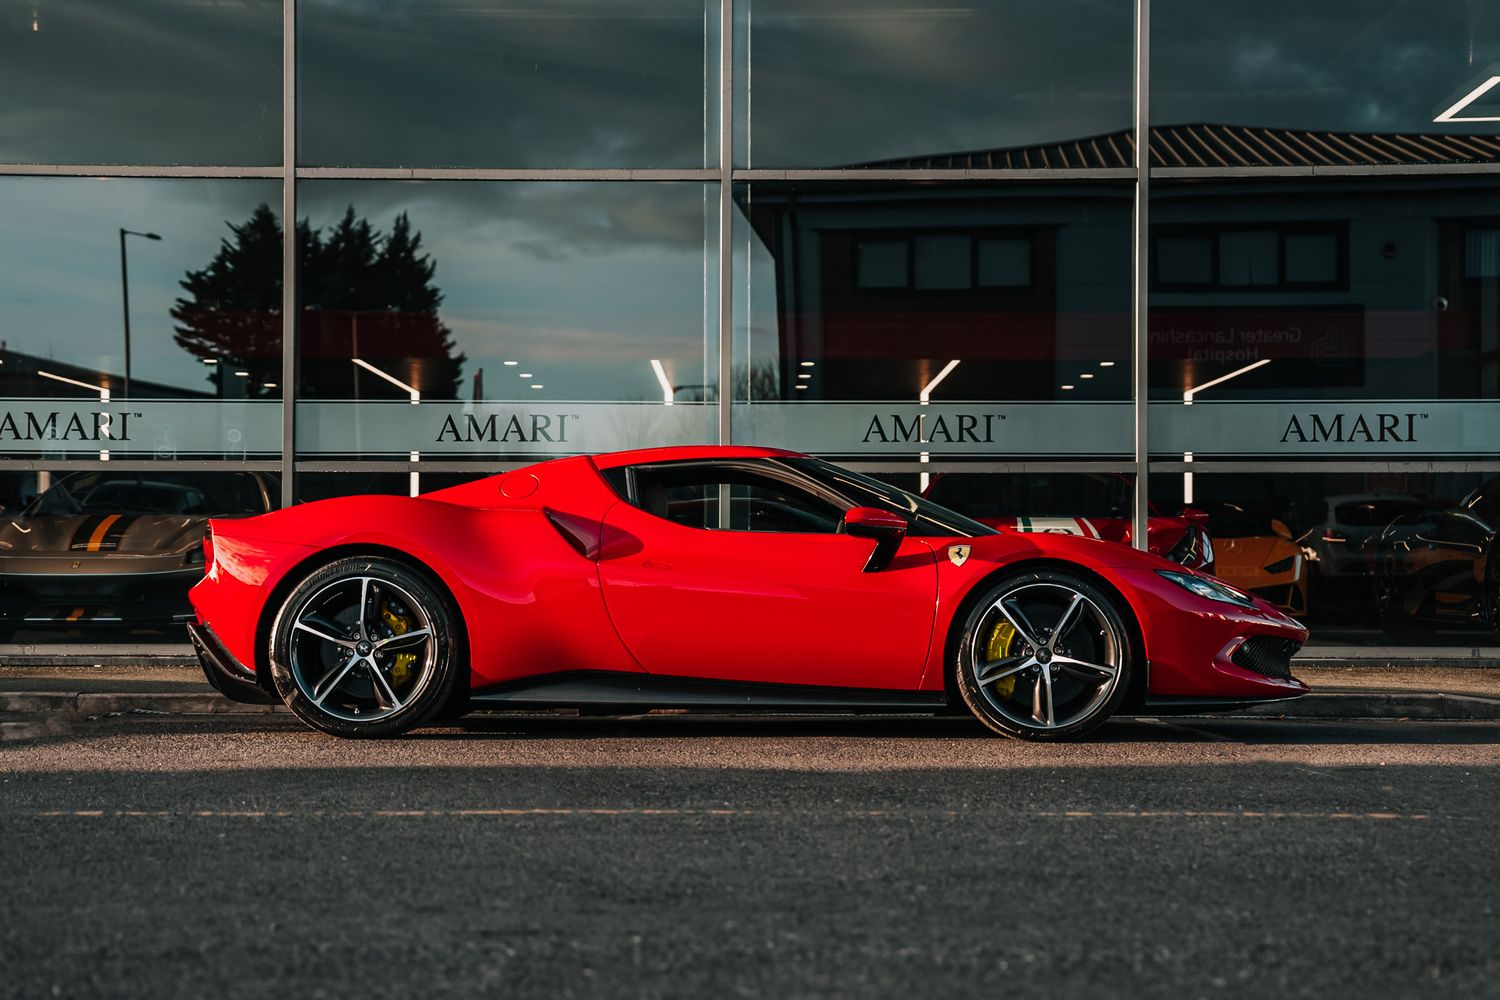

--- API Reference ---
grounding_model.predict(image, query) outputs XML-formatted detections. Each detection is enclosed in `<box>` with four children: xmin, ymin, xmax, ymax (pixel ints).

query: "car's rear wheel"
<box><xmin>269</xmin><ymin>557</ymin><xmax>462</xmax><ymax>738</ymax></box>
<box><xmin>954</xmin><ymin>569</ymin><xmax>1132</xmax><ymax>741</ymax></box>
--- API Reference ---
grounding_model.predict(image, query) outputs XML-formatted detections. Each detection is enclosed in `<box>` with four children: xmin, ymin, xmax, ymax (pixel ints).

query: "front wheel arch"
<box><xmin>253</xmin><ymin>543</ymin><xmax>471</xmax><ymax>704</ymax></box>
<box><xmin>942</xmin><ymin>558</ymin><xmax>1149</xmax><ymax>712</ymax></box>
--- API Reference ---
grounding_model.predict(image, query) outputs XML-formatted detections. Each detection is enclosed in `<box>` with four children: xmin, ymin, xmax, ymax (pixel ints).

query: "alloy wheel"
<box><xmin>965</xmin><ymin>580</ymin><xmax>1125</xmax><ymax>732</ymax></box>
<box><xmin>286</xmin><ymin>575</ymin><xmax>438</xmax><ymax>723</ymax></box>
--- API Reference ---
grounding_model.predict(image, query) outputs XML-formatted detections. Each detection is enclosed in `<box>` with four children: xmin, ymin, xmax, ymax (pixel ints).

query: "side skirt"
<box><xmin>470</xmin><ymin>671</ymin><xmax>948</xmax><ymax>713</ymax></box>
<box><xmin>1138</xmin><ymin>693</ymin><xmax>1307</xmax><ymax>716</ymax></box>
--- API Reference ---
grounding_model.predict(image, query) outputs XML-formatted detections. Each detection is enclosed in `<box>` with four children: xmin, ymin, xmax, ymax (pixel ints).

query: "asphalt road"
<box><xmin>2</xmin><ymin>713</ymin><xmax>1497</xmax><ymax>999</ymax></box>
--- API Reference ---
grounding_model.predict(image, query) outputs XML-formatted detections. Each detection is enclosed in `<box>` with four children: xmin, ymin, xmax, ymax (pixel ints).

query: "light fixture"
<box><xmin>1183</xmin><ymin>358</ymin><xmax>1270</xmax><ymax>405</ymax></box>
<box><xmin>650</xmin><ymin>359</ymin><xmax>674</xmax><ymax>406</ymax></box>
<box><xmin>202</xmin><ymin>357</ymin><xmax>219</xmax><ymax>365</ymax></box>
<box><xmin>797</xmin><ymin>373</ymin><xmax>812</xmax><ymax>380</ymax></box>
<box><xmin>38</xmin><ymin>369</ymin><xmax>109</xmax><ymax>402</ymax></box>
<box><xmin>353</xmin><ymin>357</ymin><xmax>421</xmax><ymax>404</ymax></box>
<box><xmin>503</xmin><ymin>360</ymin><xmax>519</xmax><ymax>366</ymax></box>
<box><xmin>1060</xmin><ymin>384</ymin><xmax>1075</xmax><ymax>391</ymax></box>
<box><xmin>918</xmin><ymin>359</ymin><xmax>961</xmax><ymax>403</ymax></box>
<box><xmin>519</xmin><ymin>372</ymin><xmax>534</xmax><ymax>379</ymax></box>
<box><xmin>1099</xmin><ymin>361</ymin><xmax>1116</xmax><ymax>367</ymax></box>
<box><xmin>795</xmin><ymin>384</ymin><xmax>808</xmax><ymax>391</ymax></box>
<box><xmin>1434</xmin><ymin>75</ymin><xmax>1500</xmax><ymax>123</ymax></box>
<box><xmin>1180</xmin><ymin>358</ymin><xmax>1273</xmax><ymax>509</ymax></box>
<box><xmin>262</xmin><ymin>382</ymin><xmax>277</xmax><ymax>390</ymax></box>
<box><xmin>234</xmin><ymin>370</ymin><xmax>250</xmax><ymax>377</ymax></box>
<box><xmin>800</xmin><ymin>361</ymin><xmax>816</xmax><ymax>367</ymax></box>
<box><xmin>530</xmin><ymin>383</ymin><xmax>544</xmax><ymax>389</ymax></box>
<box><xmin>1080</xmin><ymin>373</ymin><xmax>1094</xmax><ymax>379</ymax></box>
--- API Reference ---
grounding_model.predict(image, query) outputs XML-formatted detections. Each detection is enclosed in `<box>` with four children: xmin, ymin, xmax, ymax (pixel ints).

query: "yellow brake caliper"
<box><xmin>985</xmin><ymin>620</ymin><xmax>1019</xmax><ymax>699</ymax></box>
<box><xmin>380</xmin><ymin>602</ymin><xmax>417</xmax><ymax>687</ymax></box>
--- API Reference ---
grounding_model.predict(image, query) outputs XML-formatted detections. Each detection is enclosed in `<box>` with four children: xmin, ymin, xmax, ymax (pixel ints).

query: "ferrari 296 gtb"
<box><xmin>188</xmin><ymin>446</ymin><xmax>1308</xmax><ymax>740</ymax></box>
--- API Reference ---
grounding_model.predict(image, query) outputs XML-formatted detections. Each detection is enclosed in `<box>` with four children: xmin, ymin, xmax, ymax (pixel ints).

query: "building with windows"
<box><xmin>2</xmin><ymin>0</ymin><xmax>1499</xmax><ymax>654</ymax></box>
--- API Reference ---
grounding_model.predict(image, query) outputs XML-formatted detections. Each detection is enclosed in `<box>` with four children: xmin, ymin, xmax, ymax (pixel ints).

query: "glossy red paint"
<box><xmin>189</xmin><ymin>445</ymin><xmax>1308</xmax><ymax>713</ymax></box>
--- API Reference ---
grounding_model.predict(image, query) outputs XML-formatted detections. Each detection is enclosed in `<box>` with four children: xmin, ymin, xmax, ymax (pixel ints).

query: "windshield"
<box><xmin>23</xmin><ymin>472</ymin><xmax>271</xmax><ymax>518</ymax></box>
<box><xmin>783</xmin><ymin>458</ymin><xmax>996</xmax><ymax>538</ymax></box>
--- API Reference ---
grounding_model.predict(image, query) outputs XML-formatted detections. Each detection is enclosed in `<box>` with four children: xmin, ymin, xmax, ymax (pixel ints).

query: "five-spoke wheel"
<box><xmin>270</xmin><ymin>557</ymin><xmax>462</xmax><ymax>737</ymax></box>
<box><xmin>955</xmin><ymin>569</ymin><xmax>1132</xmax><ymax>740</ymax></box>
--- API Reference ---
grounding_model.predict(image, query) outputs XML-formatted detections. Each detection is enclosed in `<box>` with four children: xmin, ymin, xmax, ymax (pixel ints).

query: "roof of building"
<box><xmin>858</xmin><ymin>123</ymin><xmax>1500</xmax><ymax>170</ymax></box>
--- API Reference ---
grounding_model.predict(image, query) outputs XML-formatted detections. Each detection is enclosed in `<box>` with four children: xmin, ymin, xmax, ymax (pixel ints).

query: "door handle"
<box><xmin>642</xmin><ymin>559</ymin><xmax>673</xmax><ymax>571</ymax></box>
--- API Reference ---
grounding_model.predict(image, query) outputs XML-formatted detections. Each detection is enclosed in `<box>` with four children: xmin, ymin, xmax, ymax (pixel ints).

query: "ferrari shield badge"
<box><xmin>948</xmin><ymin>544</ymin><xmax>971</xmax><ymax>567</ymax></box>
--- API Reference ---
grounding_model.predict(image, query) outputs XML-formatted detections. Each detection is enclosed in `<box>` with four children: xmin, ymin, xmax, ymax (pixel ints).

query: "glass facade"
<box><xmin>3</xmin><ymin>0</ymin><xmax>1499</xmax><ymax>656</ymax></box>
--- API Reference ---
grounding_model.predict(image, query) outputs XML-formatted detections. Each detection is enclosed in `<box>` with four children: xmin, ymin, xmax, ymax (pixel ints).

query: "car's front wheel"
<box><xmin>269</xmin><ymin>556</ymin><xmax>462</xmax><ymax>738</ymax></box>
<box><xmin>954</xmin><ymin>569</ymin><xmax>1133</xmax><ymax>741</ymax></box>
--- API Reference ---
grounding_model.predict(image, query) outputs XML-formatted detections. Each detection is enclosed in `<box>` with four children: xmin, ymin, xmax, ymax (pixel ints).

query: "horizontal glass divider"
<box><xmin>294</xmin><ymin>460</ymin><xmax>530</xmax><ymax>473</ymax></box>
<box><xmin>294</xmin><ymin>167</ymin><xmax>720</xmax><ymax>181</ymax></box>
<box><xmin>0</xmin><ymin>458</ymin><xmax>282</xmax><ymax>472</ymax></box>
<box><xmin>1152</xmin><ymin>163</ymin><xmax>1500</xmax><ymax>179</ymax></box>
<box><xmin>0</xmin><ymin>164</ymin><xmax>283</xmax><ymax>178</ymax></box>
<box><xmin>1150</xmin><ymin>460</ymin><xmax>1500</xmax><ymax>473</ymax></box>
<box><xmin>843</xmin><ymin>461</ymin><xmax>1136</xmax><ymax>474</ymax></box>
<box><xmin>732</xmin><ymin>168</ymin><xmax>1138</xmax><ymax>182</ymax></box>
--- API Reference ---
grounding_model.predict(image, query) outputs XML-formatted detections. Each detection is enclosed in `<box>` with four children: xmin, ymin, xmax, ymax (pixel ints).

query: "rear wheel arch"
<box><xmin>943</xmin><ymin>558</ymin><xmax>1149</xmax><ymax>711</ymax></box>
<box><xmin>253</xmin><ymin>543</ymin><xmax>471</xmax><ymax>698</ymax></box>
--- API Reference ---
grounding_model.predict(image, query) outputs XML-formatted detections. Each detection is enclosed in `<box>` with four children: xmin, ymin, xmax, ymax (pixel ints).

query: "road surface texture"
<box><xmin>2</xmin><ymin>712</ymin><xmax>1497</xmax><ymax>999</ymax></box>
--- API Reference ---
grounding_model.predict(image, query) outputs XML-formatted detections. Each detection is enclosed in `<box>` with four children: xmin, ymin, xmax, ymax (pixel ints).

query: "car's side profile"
<box><xmin>189</xmin><ymin>446</ymin><xmax>1308</xmax><ymax>741</ymax></box>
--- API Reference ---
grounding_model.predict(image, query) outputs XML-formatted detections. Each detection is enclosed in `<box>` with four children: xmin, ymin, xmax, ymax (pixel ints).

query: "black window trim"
<box><xmin>1151</xmin><ymin>221</ymin><xmax>1349</xmax><ymax>293</ymax></box>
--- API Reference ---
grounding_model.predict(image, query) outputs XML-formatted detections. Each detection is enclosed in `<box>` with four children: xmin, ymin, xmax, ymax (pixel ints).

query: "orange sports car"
<box><xmin>1200</xmin><ymin>502</ymin><xmax>1308</xmax><ymax>617</ymax></box>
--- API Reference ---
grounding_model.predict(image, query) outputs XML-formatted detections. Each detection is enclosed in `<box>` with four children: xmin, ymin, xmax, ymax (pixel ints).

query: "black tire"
<box><xmin>954</xmin><ymin>568</ymin><xmax>1133</xmax><ymax>742</ymax></box>
<box><xmin>268</xmin><ymin>556</ymin><xmax>464</xmax><ymax>738</ymax></box>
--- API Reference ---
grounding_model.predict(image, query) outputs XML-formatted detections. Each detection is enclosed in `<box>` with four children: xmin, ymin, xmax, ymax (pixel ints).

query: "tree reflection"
<box><xmin>172</xmin><ymin>204</ymin><xmax>465</xmax><ymax>400</ymax></box>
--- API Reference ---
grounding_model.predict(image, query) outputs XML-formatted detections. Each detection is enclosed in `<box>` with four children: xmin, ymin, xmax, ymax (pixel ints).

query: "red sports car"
<box><xmin>188</xmin><ymin>446</ymin><xmax>1308</xmax><ymax>741</ymax></box>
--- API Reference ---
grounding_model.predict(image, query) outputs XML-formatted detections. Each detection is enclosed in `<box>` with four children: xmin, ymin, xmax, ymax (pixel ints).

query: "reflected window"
<box><xmin>1219</xmin><ymin>231</ymin><xmax>1278</xmax><ymax>287</ymax></box>
<box><xmin>856</xmin><ymin>240</ymin><xmax>910</xmax><ymax>289</ymax></box>
<box><xmin>1152</xmin><ymin>0</ymin><xmax>1500</xmax><ymax>139</ymax></box>
<box><xmin>738</xmin><ymin>0</ymin><xmax>1132</xmax><ymax>168</ymax></box>
<box><xmin>299</xmin><ymin>0</ymin><xmax>715</xmax><ymax>168</ymax></box>
<box><xmin>736</xmin><ymin>182</ymin><xmax>1131</xmax><ymax>402</ymax></box>
<box><xmin>977</xmin><ymin>238</ymin><xmax>1031</xmax><ymax>288</ymax></box>
<box><xmin>0</xmin><ymin>1</ymin><xmax>280</xmax><ymax>165</ymax></box>
<box><xmin>914</xmin><ymin>236</ymin><xmax>972</xmax><ymax>291</ymax></box>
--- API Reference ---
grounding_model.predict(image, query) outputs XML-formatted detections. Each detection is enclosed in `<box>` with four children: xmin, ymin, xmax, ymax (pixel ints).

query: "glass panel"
<box><xmin>736</xmin><ymin>0</ymin><xmax>1134</xmax><ymax>168</ymax></box>
<box><xmin>733</xmin><ymin>181</ymin><xmax>1133</xmax><ymax>460</ymax></box>
<box><xmin>1151</xmin><ymin>0</ymin><xmax>1500</xmax><ymax>145</ymax></box>
<box><xmin>856</xmin><ymin>240</ymin><xmax>910</xmax><ymax>289</ymax></box>
<box><xmin>1218</xmin><ymin>231</ymin><xmax>1278</xmax><ymax>287</ymax></box>
<box><xmin>299</xmin><ymin>0</ymin><xmax>717</xmax><ymax>168</ymax></box>
<box><xmin>1151</xmin><ymin>470</ymin><xmax>1499</xmax><ymax>656</ymax></box>
<box><xmin>914</xmin><ymin>235</ymin><xmax>972</xmax><ymax>291</ymax></box>
<box><xmin>977</xmin><ymin>238</ymin><xmax>1032</xmax><ymax>288</ymax></box>
<box><xmin>294</xmin><ymin>181</ymin><xmax>715</xmax><ymax>459</ymax></box>
<box><xmin>0</xmin><ymin>1</ymin><xmax>281</xmax><ymax>165</ymax></box>
<box><xmin>1149</xmin><ymin>175</ymin><xmax>1500</xmax><ymax>458</ymax></box>
<box><xmin>0</xmin><ymin>177</ymin><xmax>283</xmax><ymax>459</ymax></box>
<box><xmin>0</xmin><ymin>468</ymin><xmax>279</xmax><ymax>645</ymax></box>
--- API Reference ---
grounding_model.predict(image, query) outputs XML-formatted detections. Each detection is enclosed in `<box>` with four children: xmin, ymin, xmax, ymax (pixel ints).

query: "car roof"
<box><xmin>589</xmin><ymin>445</ymin><xmax>804</xmax><ymax>470</ymax></box>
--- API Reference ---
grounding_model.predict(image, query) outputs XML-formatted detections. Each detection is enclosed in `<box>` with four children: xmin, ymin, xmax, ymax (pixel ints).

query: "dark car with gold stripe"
<box><xmin>0</xmin><ymin>471</ymin><xmax>276</xmax><ymax>640</ymax></box>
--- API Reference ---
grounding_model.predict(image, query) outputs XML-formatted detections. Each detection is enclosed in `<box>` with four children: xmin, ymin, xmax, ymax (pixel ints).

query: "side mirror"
<box><xmin>1270</xmin><ymin>518</ymin><xmax>1293</xmax><ymax>541</ymax></box>
<box><xmin>1180</xmin><ymin>506</ymin><xmax>1211</xmax><ymax>527</ymax></box>
<box><xmin>840</xmin><ymin>506</ymin><xmax>907</xmax><ymax>572</ymax></box>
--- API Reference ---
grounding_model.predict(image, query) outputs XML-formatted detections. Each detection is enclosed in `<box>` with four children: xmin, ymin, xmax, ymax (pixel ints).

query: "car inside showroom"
<box><xmin>1</xmin><ymin>0</ymin><xmax>1498</xmax><ymax>665</ymax></box>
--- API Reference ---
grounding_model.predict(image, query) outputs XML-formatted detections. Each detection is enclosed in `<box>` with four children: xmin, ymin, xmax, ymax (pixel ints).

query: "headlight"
<box><xmin>1263</xmin><ymin>555</ymin><xmax>1298</xmax><ymax>574</ymax></box>
<box><xmin>1157</xmin><ymin>569</ymin><xmax>1256</xmax><ymax>608</ymax></box>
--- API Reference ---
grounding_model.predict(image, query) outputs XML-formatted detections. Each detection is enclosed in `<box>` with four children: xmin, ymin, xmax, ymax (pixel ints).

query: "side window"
<box><xmin>629</xmin><ymin>464</ymin><xmax>844</xmax><ymax>534</ymax></box>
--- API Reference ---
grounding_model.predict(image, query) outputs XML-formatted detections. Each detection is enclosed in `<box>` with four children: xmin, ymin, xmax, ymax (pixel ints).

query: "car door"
<box><xmin>596</xmin><ymin>460</ymin><xmax>938</xmax><ymax>690</ymax></box>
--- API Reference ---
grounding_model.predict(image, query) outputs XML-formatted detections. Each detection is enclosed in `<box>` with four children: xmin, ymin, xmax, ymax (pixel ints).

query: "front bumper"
<box><xmin>187</xmin><ymin>621</ymin><xmax>279</xmax><ymax>705</ymax></box>
<box><xmin>1108</xmin><ymin>565</ymin><xmax>1311</xmax><ymax>703</ymax></box>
